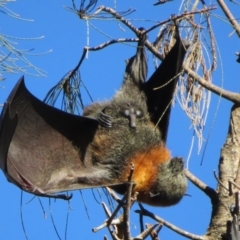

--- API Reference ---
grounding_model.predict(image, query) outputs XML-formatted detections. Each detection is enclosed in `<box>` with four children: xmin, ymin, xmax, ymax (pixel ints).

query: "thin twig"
<box><xmin>38</xmin><ymin>197</ymin><xmax>47</xmax><ymax>219</ymax></box>
<box><xmin>98</xmin><ymin>5</ymin><xmax>216</xmax><ymax>37</ymax></box>
<box><xmin>228</xmin><ymin>180</ymin><xmax>240</xmax><ymax>199</ymax></box>
<box><xmin>79</xmin><ymin>190</ymin><xmax>90</xmax><ymax>220</ymax></box>
<box><xmin>145</xmin><ymin>39</ymin><xmax>240</xmax><ymax>104</ymax></box>
<box><xmin>205</xmin><ymin>12</ymin><xmax>217</xmax><ymax>72</ymax></box>
<box><xmin>20</xmin><ymin>191</ymin><xmax>29</xmax><ymax>240</ymax></box>
<box><xmin>214</xmin><ymin>170</ymin><xmax>229</xmax><ymax>192</ymax></box>
<box><xmin>124</xmin><ymin>163</ymin><xmax>135</xmax><ymax>240</ymax></box>
<box><xmin>145</xmin><ymin>6</ymin><xmax>216</xmax><ymax>34</ymax></box>
<box><xmin>64</xmin><ymin>200</ymin><xmax>71</xmax><ymax>240</ymax></box>
<box><xmin>217</xmin><ymin>0</ymin><xmax>240</xmax><ymax>37</ymax></box>
<box><xmin>85</xmin><ymin>38</ymin><xmax>138</xmax><ymax>51</ymax></box>
<box><xmin>49</xmin><ymin>198</ymin><xmax>61</xmax><ymax>240</ymax></box>
<box><xmin>136</xmin><ymin>203</ymin><xmax>205</xmax><ymax>240</ymax></box>
<box><xmin>98</xmin><ymin>6</ymin><xmax>140</xmax><ymax>35</ymax></box>
<box><xmin>235</xmin><ymin>192</ymin><xmax>239</xmax><ymax>215</ymax></box>
<box><xmin>146</xmin><ymin>224</ymin><xmax>162</xmax><ymax>240</ymax></box>
<box><xmin>92</xmin><ymin>203</ymin><xmax>122</xmax><ymax>232</ymax></box>
<box><xmin>234</xmin><ymin>156</ymin><xmax>240</xmax><ymax>184</ymax></box>
<box><xmin>105</xmin><ymin>187</ymin><xmax>121</xmax><ymax>202</ymax></box>
<box><xmin>139</xmin><ymin>204</ymin><xmax>144</xmax><ymax>233</ymax></box>
<box><xmin>106</xmin><ymin>195</ymin><xmax>125</xmax><ymax>227</ymax></box>
<box><xmin>134</xmin><ymin>224</ymin><xmax>159</xmax><ymax>240</ymax></box>
<box><xmin>229</xmin><ymin>180</ymin><xmax>240</xmax><ymax>191</ymax></box>
<box><xmin>92</xmin><ymin>216</ymin><xmax>122</xmax><ymax>232</ymax></box>
<box><xmin>229</xmin><ymin>181</ymin><xmax>234</xmax><ymax>196</ymax></box>
<box><xmin>183</xmin><ymin>65</ymin><xmax>240</xmax><ymax>104</ymax></box>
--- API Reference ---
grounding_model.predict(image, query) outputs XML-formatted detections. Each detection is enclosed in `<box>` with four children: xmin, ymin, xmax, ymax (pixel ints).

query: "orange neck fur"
<box><xmin>121</xmin><ymin>145</ymin><xmax>171</xmax><ymax>192</ymax></box>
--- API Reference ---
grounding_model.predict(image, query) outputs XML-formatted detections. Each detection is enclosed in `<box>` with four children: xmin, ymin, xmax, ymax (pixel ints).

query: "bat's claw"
<box><xmin>58</xmin><ymin>193</ymin><xmax>73</xmax><ymax>200</ymax></box>
<box><xmin>37</xmin><ymin>192</ymin><xmax>73</xmax><ymax>200</ymax></box>
<box><xmin>98</xmin><ymin>111</ymin><xmax>113</xmax><ymax>128</ymax></box>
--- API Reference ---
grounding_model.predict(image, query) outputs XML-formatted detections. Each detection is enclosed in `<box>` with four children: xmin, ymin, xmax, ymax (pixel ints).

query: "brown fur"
<box><xmin>131</xmin><ymin>146</ymin><xmax>171</xmax><ymax>190</ymax></box>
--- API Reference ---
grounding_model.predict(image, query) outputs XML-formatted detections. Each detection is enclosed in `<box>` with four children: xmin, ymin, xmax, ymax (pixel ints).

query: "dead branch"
<box><xmin>183</xmin><ymin>65</ymin><xmax>240</xmax><ymax>104</ymax></box>
<box><xmin>146</xmin><ymin>224</ymin><xmax>162</xmax><ymax>240</ymax></box>
<box><xmin>123</xmin><ymin>164</ymin><xmax>135</xmax><ymax>240</ymax></box>
<box><xmin>145</xmin><ymin>6</ymin><xmax>217</xmax><ymax>34</ymax></box>
<box><xmin>85</xmin><ymin>38</ymin><xmax>138</xmax><ymax>51</ymax></box>
<box><xmin>97</xmin><ymin>6</ymin><xmax>140</xmax><ymax>35</ymax></box>
<box><xmin>135</xmin><ymin>203</ymin><xmax>206</xmax><ymax>240</ymax></box>
<box><xmin>217</xmin><ymin>0</ymin><xmax>240</xmax><ymax>37</ymax></box>
<box><xmin>145</xmin><ymin>40</ymin><xmax>240</xmax><ymax>104</ymax></box>
<box><xmin>185</xmin><ymin>169</ymin><xmax>218</xmax><ymax>204</ymax></box>
<box><xmin>93</xmin><ymin>164</ymin><xmax>137</xmax><ymax>240</ymax></box>
<box><xmin>134</xmin><ymin>224</ymin><xmax>159</xmax><ymax>240</ymax></box>
<box><xmin>97</xmin><ymin>5</ymin><xmax>216</xmax><ymax>37</ymax></box>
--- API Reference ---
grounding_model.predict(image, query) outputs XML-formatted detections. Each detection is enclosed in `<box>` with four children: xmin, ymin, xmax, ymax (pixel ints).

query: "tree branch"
<box><xmin>145</xmin><ymin>6</ymin><xmax>216</xmax><ymax>34</ymax></box>
<box><xmin>185</xmin><ymin>170</ymin><xmax>218</xmax><ymax>205</ymax></box>
<box><xmin>145</xmin><ymin>40</ymin><xmax>240</xmax><ymax>104</ymax></box>
<box><xmin>217</xmin><ymin>0</ymin><xmax>240</xmax><ymax>37</ymax></box>
<box><xmin>183</xmin><ymin>65</ymin><xmax>240</xmax><ymax>104</ymax></box>
<box><xmin>135</xmin><ymin>203</ymin><xmax>206</xmax><ymax>240</ymax></box>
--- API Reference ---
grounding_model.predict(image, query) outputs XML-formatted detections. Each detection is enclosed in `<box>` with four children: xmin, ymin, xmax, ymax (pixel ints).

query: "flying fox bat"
<box><xmin>0</xmin><ymin>33</ymin><xmax>187</xmax><ymax>206</ymax></box>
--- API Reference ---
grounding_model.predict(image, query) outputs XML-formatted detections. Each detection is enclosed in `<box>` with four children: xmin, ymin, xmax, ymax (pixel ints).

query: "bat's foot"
<box><xmin>98</xmin><ymin>110</ymin><xmax>113</xmax><ymax>128</ymax></box>
<box><xmin>36</xmin><ymin>192</ymin><xmax>73</xmax><ymax>200</ymax></box>
<box><xmin>53</xmin><ymin>193</ymin><xmax>73</xmax><ymax>200</ymax></box>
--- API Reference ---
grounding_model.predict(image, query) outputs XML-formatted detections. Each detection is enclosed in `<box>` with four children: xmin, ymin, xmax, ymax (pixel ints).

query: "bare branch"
<box><xmin>105</xmin><ymin>187</ymin><xmax>121</xmax><ymax>202</ymax></box>
<box><xmin>123</xmin><ymin>163</ymin><xmax>135</xmax><ymax>240</ymax></box>
<box><xmin>145</xmin><ymin>6</ymin><xmax>217</xmax><ymax>34</ymax></box>
<box><xmin>205</xmin><ymin>12</ymin><xmax>217</xmax><ymax>72</ymax></box>
<box><xmin>145</xmin><ymin>40</ymin><xmax>240</xmax><ymax>104</ymax></box>
<box><xmin>185</xmin><ymin>170</ymin><xmax>218</xmax><ymax>204</ymax></box>
<box><xmin>134</xmin><ymin>224</ymin><xmax>159</xmax><ymax>240</ymax></box>
<box><xmin>183</xmin><ymin>65</ymin><xmax>240</xmax><ymax>104</ymax></box>
<box><xmin>214</xmin><ymin>170</ymin><xmax>229</xmax><ymax>191</ymax></box>
<box><xmin>217</xmin><ymin>0</ymin><xmax>240</xmax><ymax>37</ymax></box>
<box><xmin>229</xmin><ymin>180</ymin><xmax>240</xmax><ymax>191</ymax></box>
<box><xmin>146</xmin><ymin>224</ymin><xmax>162</xmax><ymax>240</ymax></box>
<box><xmin>85</xmin><ymin>38</ymin><xmax>138</xmax><ymax>51</ymax></box>
<box><xmin>98</xmin><ymin>6</ymin><xmax>140</xmax><ymax>35</ymax></box>
<box><xmin>92</xmin><ymin>206</ymin><xmax>122</xmax><ymax>232</ymax></box>
<box><xmin>98</xmin><ymin>5</ymin><xmax>216</xmax><ymax>39</ymax></box>
<box><xmin>135</xmin><ymin>203</ymin><xmax>206</xmax><ymax>240</ymax></box>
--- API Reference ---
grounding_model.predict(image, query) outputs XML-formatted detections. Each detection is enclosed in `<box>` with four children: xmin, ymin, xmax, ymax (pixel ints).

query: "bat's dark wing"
<box><xmin>0</xmin><ymin>35</ymin><xmax>186</xmax><ymax>201</ymax></box>
<box><xmin>0</xmin><ymin>76</ymin><xmax>101</xmax><ymax>199</ymax></box>
<box><xmin>143</xmin><ymin>37</ymin><xmax>186</xmax><ymax>142</ymax></box>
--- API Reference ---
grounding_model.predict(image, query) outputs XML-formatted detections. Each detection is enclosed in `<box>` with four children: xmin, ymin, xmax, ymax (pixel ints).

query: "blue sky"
<box><xmin>0</xmin><ymin>0</ymin><xmax>240</xmax><ymax>239</ymax></box>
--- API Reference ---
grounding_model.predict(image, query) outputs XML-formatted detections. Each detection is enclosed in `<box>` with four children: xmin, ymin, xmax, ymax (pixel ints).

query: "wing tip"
<box><xmin>0</xmin><ymin>76</ymin><xmax>25</xmax><ymax>171</ymax></box>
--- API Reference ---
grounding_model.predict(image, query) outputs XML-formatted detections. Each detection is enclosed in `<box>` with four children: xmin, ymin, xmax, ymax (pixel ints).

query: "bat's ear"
<box><xmin>144</xmin><ymin>36</ymin><xmax>187</xmax><ymax>142</ymax></box>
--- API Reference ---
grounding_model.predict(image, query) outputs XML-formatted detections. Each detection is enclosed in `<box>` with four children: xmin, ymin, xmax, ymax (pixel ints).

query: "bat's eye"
<box><xmin>122</xmin><ymin>109</ymin><xmax>130</xmax><ymax>117</ymax></box>
<box><xmin>135</xmin><ymin>110</ymin><xmax>143</xmax><ymax>118</ymax></box>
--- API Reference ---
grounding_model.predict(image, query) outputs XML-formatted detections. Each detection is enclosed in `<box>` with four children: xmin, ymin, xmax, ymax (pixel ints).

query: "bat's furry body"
<box><xmin>0</xmin><ymin>33</ymin><xmax>187</xmax><ymax>206</ymax></box>
<box><xmin>84</xmin><ymin>87</ymin><xmax>186</xmax><ymax>206</ymax></box>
